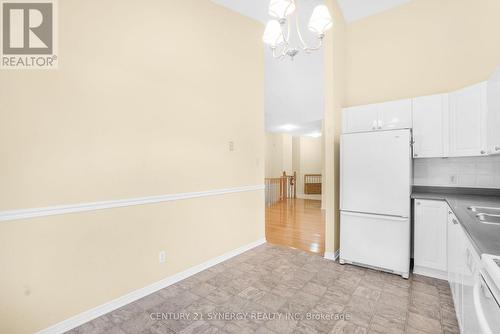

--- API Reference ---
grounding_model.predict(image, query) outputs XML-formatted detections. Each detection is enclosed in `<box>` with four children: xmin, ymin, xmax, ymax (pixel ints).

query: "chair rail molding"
<box><xmin>0</xmin><ymin>184</ymin><xmax>265</xmax><ymax>223</ymax></box>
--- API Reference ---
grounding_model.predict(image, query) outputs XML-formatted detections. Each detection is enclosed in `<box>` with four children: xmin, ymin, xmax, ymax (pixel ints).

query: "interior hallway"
<box><xmin>266</xmin><ymin>199</ymin><xmax>325</xmax><ymax>255</ymax></box>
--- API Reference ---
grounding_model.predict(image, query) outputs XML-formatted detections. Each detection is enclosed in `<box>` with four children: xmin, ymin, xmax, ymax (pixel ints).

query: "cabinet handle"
<box><xmin>414</xmin><ymin>154</ymin><xmax>419</xmax><ymax>157</ymax></box>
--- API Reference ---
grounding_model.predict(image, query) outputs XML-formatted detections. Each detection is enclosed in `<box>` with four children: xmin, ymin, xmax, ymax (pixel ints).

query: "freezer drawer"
<box><xmin>341</xmin><ymin>129</ymin><xmax>412</xmax><ymax>217</ymax></box>
<box><xmin>340</xmin><ymin>211</ymin><xmax>410</xmax><ymax>277</ymax></box>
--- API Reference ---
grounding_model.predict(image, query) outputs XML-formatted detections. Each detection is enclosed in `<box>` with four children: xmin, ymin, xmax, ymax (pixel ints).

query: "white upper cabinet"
<box><xmin>342</xmin><ymin>104</ymin><xmax>379</xmax><ymax>133</ymax></box>
<box><xmin>342</xmin><ymin>99</ymin><xmax>412</xmax><ymax>134</ymax></box>
<box><xmin>378</xmin><ymin>99</ymin><xmax>413</xmax><ymax>130</ymax></box>
<box><xmin>487</xmin><ymin>69</ymin><xmax>500</xmax><ymax>155</ymax></box>
<box><xmin>414</xmin><ymin>199</ymin><xmax>448</xmax><ymax>274</ymax></box>
<box><xmin>342</xmin><ymin>76</ymin><xmax>500</xmax><ymax>158</ymax></box>
<box><xmin>449</xmin><ymin>82</ymin><xmax>488</xmax><ymax>157</ymax></box>
<box><xmin>412</xmin><ymin>94</ymin><xmax>449</xmax><ymax>158</ymax></box>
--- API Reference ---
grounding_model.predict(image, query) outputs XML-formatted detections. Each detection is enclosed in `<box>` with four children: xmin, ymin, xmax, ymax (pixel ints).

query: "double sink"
<box><xmin>469</xmin><ymin>206</ymin><xmax>500</xmax><ymax>225</ymax></box>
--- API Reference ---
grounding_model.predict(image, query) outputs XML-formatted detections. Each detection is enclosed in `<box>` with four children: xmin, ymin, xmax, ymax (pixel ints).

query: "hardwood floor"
<box><xmin>265</xmin><ymin>198</ymin><xmax>325</xmax><ymax>255</ymax></box>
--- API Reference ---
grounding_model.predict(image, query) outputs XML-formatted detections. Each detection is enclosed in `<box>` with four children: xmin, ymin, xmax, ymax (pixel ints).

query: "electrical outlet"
<box><xmin>228</xmin><ymin>141</ymin><xmax>235</xmax><ymax>152</ymax></box>
<box><xmin>450</xmin><ymin>175</ymin><xmax>457</xmax><ymax>185</ymax></box>
<box><xmin>159</xmin><ymin>251</ymin><xmax>166</xmax><ymax>264</ymax></box>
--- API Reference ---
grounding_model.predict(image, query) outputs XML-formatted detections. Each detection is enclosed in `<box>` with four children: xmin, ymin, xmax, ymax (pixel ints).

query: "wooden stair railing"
<box><xmin>265</xmin><ymin>171</ymin><xmax>297</xmax><ymax>206</ymax></box>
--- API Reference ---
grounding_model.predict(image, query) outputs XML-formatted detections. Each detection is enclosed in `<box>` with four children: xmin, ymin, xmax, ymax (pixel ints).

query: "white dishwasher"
<box><xmin>474</xmin><ymin>255</ymin><xmax>500</xmax><ymax>334</ymax></box>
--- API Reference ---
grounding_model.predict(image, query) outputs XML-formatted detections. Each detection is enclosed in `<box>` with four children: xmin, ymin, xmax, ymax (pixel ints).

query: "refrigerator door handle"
<box><xmin>341</xmin><ymin>211</ymin><xmax>409</xmax><ymax>221</ymax></box>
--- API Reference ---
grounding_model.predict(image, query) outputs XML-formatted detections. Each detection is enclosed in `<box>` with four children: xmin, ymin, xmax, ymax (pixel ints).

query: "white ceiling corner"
<box><xmin>337</xmin><ymin>0</ymin><xmax>411</xmax><ymax>23</ymax></box>
<box><xmin>211</xmin><ymin>0</ymin><xmax>412</xmax><ymax>25</ymax></box>
<box><xmin>210</xmin><ymin>0</ymin><xmax>269</xmax><ymax>24</ymax></box>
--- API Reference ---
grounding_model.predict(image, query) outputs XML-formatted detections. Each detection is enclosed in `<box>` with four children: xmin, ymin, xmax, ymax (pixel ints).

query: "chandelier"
<box><xmin>262</xmin><ymin>0</ymin><xmax>333</xmax><ymax>60</ymax></box>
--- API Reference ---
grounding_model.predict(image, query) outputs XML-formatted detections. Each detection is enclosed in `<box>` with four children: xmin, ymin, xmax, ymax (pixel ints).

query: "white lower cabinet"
<box><xmin>462</xmin><ymin>240</ymin><xmax>481</xmax><ymax>334</ymax></box>
<box><xmin>414</xmin><ymin>199</ymin><xmax>448</xmax><ymax>278</ymax></box>
<box><xmin>447</xmin><ymin>208</ymin><xmax>465</xmax><ymax>330</ymax></box>
<box><xmin>414</xmin><ymin>199</ymin><xmax>481</xmax><ymax>334</ymax></box>
<box><xmin>446</xmin><ymin>205</ymin><xmax>481</xmax><ymax>334</ymax></box>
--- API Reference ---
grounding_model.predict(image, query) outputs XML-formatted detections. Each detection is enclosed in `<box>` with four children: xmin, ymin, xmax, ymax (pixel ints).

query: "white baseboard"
<box><xmin>324</xmin><ymin>250</ymin><xmax>339</xmax><ymax>261</ymax></box>
<box><xmin>35</xmin><ymin>238</ymin><xmax>266</xmax><ymax>334</ymax></box>
<box><xmin>413</xmin><ymin>265</ymin><xmax>448</xmax><ymax>281</ymax></box>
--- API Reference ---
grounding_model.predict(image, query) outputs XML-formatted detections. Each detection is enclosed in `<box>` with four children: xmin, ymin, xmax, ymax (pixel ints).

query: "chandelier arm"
<box><xmin>271</xmin><ymin>43</ymin><xmax>287</xmax><ymax>60</ymax></box>
<box><xmin>276</xmin><ymin>19</ymin><xmax>291</xmax><ymax>59</ymax></box>
<box><xmin>294</xmin><ymin>3</ymin><xmax>309</xmax><ymax>50</ymax></box>
<box><xmin>303</xmin><ymin>36</ymin><xmax>324</xmax><ymax>53</ymax></box>
<box><xmin>286</xmin><ymin>18</ymin><xmax>291</xmax><ymax>43</ymax></box>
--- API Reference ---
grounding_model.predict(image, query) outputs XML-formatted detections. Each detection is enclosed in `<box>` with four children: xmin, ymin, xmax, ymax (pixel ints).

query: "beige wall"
<box><xmin>324</xmin><ymin>0</ymin><xmax>347</xmax><ymax>254</ymax></box>
<box><xmin>265</xmin><ymin>133</ymin><xmax>284</xmax><ymax>178</ymax></box>
<box><xmin>265</xmin><ymin>133</ymin><xmax>293</xmax><ymax>178</ymax></box>
<box><xmin>0</xmin><ymin>1</ymin><xmax>264</xmax><ymax>333</ymax></box>
<box><xmin>346</xmin><ymin>0</ymin><xmax>500</xmax><ymax>106</ymax></box>
<box><xmin>296</xmin><ymin>137</ymin><xmax>322</xmax><ymax>197</ymax></box>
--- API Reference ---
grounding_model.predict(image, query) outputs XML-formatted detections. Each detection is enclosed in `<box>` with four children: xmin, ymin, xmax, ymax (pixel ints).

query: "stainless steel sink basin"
<box><xmin>476</xmin><ymin>213</ymin><xmax>500</xmax><ymax>225</ymax></box>
<box><xmin>469</xmin><ymin>206</ymin><xmax>500</xmax><ymax>216</ymax></box>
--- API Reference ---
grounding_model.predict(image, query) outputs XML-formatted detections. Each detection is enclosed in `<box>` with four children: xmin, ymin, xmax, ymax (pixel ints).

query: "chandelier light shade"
<box><xmin>308</xmin><ymin>5</ymin><xmax>333</xmax><ymax>35</ymax></box>
<box><xmin>263</xmin><ymin>0</ymin><xmax>333</xmax><ymax>60</ymax></box>
<box><xmin>268</xmin><ymin>0</ymin><xmax>296</xmax><ymax>19</ymax></box>
<box><xmin>263</xmin><ymin>20</ymin><xmax>284</xmax><ymax>46</ymax></box>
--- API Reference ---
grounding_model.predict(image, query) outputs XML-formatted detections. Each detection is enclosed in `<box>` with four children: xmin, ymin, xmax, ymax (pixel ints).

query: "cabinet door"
<box><xmin>449</xmin><ymin>82</ymin><xmax>488</xmax><ymax>157</ymax></box>
<box><xmin>378</xmin><ymin>99</ymin><xmax>413</xmax><ymax>130</ymax></box>
<box><xmin>447</xmin><ymin>208</ymin><xmax>469</xmax><ymax>331</ymax></box>
<box><xmin>414</xmin><ymin>200</ymin><xmax>448</xmax><ymax>271</ymax></box>
<box><xmin>412</xmin><ymin>94</ymin><xmax>449</xmax><ymax>158</ymax></box>
<box><xmin>462</xmin><ymin>238</ymin><xmax>481</xmax><ymax>334</ymax></box>
<box><xmin>487</xmin><ymin>70</ymin><xmax>500</xmax><ymax>154</ymax></box>
<box><xmin>447</xmin><ymin>209</ymin><xmax>461</xmax><ymax>324</ymax></box>
<box><xmin>342</xmin><ymin>104</ymin><xmax>379</xmax><ymax>133</ymax></box>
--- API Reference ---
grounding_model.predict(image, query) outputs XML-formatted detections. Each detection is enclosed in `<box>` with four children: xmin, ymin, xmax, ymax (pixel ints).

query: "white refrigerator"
<box><xmin>340</xmin><ymin>129</ymin><xmax>412</xmax><ymax>278</ymax></box>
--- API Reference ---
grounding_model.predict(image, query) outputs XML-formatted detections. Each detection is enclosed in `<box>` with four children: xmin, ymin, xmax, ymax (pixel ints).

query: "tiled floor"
<box><xmin>67</xmin><ymin>244</ymin><xmax>459</xmax><ymax>334</ymax></box>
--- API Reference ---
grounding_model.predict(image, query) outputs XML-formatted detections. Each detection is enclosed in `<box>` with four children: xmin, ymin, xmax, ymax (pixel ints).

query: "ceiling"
<box><xmin>211</xmin><ymin>0</ymin><xmax>412</xmax><ymax>24</ymax></box>
<box><xmin>337</xmin><ymin>0</ymin><xmax>411</xmax><ymax>22</ymax></box>
<box><xmin>209</xmin><ymin>0</ymin><xmax>411</xmax><ymax>136</ymax></box>
<box><xmin>211</xmin><ymin>0</ymin><xmax>269</xmax><ymax>23</ymax></box>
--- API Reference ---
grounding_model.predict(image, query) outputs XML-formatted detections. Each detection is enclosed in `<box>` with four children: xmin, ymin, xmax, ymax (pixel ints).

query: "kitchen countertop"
<box><xmin>412</xmin><ymin>186</ymin><xmax>500</xmax><ymax>258</ymax></box>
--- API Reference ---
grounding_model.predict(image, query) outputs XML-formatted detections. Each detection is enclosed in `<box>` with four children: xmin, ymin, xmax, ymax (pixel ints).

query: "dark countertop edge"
<box><xmin>412</xmin><ymin>186</ymin><xmax>500</xmax><ymax>197</ymax></box>
<box><xmin>412</xmin><ymin>186</ymin><xmax>500</xmax><ymax>258</ymax></box>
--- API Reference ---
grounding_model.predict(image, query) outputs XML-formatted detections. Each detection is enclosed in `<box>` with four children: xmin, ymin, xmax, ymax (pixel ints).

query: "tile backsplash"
<box><xmin>414</xmin><ymin>156</ymin><xmax>500</xmax><ymax>189</ymax></box>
